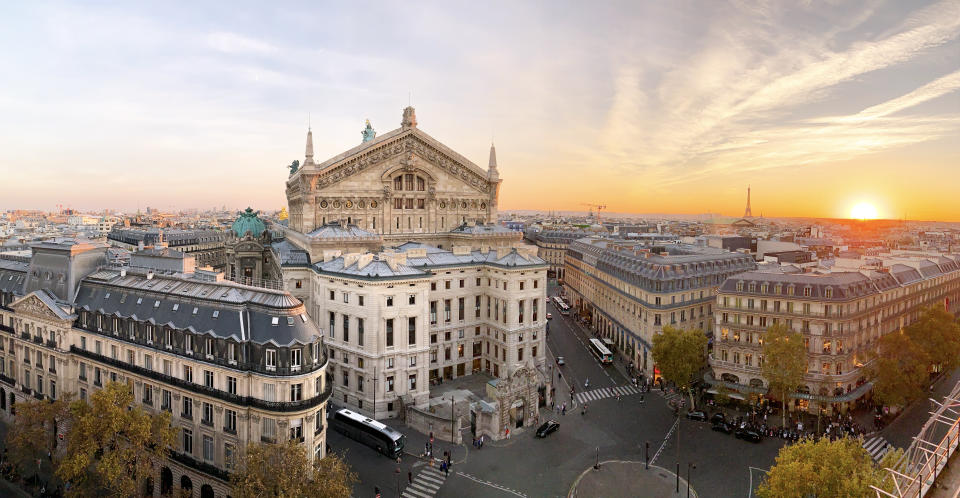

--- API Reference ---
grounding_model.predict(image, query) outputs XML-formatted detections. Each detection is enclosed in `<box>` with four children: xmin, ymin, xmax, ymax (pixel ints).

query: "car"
<box><xmin>685</xmin><ymin>410</ymin><xmax>708</xmax><ymax>421</ymax></box>
<box><xmin>711</xmin><ymin>421</ymin><xmax>734</xmax><ymax>434</ymax></box>
<box><xmin>735</xmin><ymin>428</ymin><xmax>763</xmax><ymax>443</ymax></box>
<box><xmin>556</xmin><ymin>356</ymin><xmax>565</xmax><ymax>366</ymax></box>
<box><xmin>536</xmin><ymin>421</ymin><xmax>560</xmax><ymax>438</ymax></box>
<box><xmin>710</xmin><ymin>412</ymin><xmax>726</xmax><ymax>424</ymax></box>
<box><xmin>547</xmin><ymin>313</ymin><xmax>553</xmax><ymax>320</ymax></box>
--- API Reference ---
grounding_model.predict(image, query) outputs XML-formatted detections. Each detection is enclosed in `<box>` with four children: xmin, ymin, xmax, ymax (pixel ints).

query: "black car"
<box><xmin>711</xmin><ymin>421</ymin><xmax>734</xmax><ymax>434</ymax></box>
<box><xmin>536</xmin><ymin>421</ymin><xmax>560</xmax><ymax>438</ymax></box>
<box><xmin>735</xmin><ymin>428</ymin><xmax>763</xmax><ymax>443</ymax></box>
<box><xmin>685</xmin><ymin>410</ymin><xmax>708</xmax><ymax>421</ymax></box>
<box><xmin>710</xmin><ymin>412</ymin><xmax>726</xmax><ymax>424</ymax></box>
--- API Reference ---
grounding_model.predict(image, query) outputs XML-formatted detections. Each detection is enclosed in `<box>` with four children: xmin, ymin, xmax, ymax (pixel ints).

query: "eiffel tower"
<box><xmin>744</xmin><ymin>186</ymin><xmax>753</xmax><ymax>218</ymax></box>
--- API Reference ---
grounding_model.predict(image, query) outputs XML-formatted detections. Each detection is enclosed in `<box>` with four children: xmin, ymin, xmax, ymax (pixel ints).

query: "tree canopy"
<box><xmin>56</xmin><ymin>382</ymin><xmax>177</xmax><ymax>498</ymax></box>
<box><xmin>903</xmin><ymin>304</ymin><xmax>960</xmax><ymax>374</ymax></box>
<box><xmin>5</xmin><ymin>393</ymin><xmax>73</xmax><ymax>478</ymax></box>
<box><xmin>231</xmin><ymin>440</ymin><xmax>358</xmax><ymax>498</ymax></box>
<box><xmin>761</xmin><ymin>323</ymin><xmax>807</xmax><ymax>426</ymax></box>
<box><xmin>758</xmin><ymin>437</ymin><xmax>895</xmax><ymax>498</ymax></box>
<box><xmin>651</xmin><ymin>325</ymin><xmax>707</xmax><ymax>408</ymax></box>
<box><xmin>867</xmin><ymin>330</ymin><xmax>929</xmax><ymax>407</ymax></box>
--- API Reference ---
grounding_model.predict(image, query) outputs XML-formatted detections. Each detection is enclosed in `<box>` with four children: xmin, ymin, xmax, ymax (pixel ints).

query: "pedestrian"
<box><xmin>444</xmin><ymin>461</ymin><xmax>450</xmax><ymax>477</ymax></box>
<box><xmin>408</xmin><ymin>471</ymin><xmax>413</xmax><ymax>484</ymax></box>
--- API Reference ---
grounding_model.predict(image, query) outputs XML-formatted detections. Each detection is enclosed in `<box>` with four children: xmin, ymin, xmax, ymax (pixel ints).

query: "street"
<box><xmin>333</xmin><ymin>281</ymin><xmax>791</xmax><ymax>497</ymax></box>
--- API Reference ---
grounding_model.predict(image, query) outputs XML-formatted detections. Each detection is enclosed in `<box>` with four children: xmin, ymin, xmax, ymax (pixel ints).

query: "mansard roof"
<box><xmin>73</xmin><ymin>270</ymin><xmax>319</xmax><ymax>347</ymax></box>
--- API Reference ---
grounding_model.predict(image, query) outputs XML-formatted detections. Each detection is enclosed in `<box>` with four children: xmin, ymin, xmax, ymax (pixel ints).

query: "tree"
<box><xmin>757</xmin><ymin>437</ymin><xmax>891</xmax><ymax>498</ymax></box>
<box><xmin>56</xmin><ymin>382</ymin><xmax>177</xmax><ymax>497</ymax></box>
<box><xmin>867</xmin><ymin>330</ymin><xmax>929</xmax><ymax>408</ymax></box>
<box><xmin>761</xmin><ymin>324</ymin><xmax>807</xmax><ymax>427</ymax></box>
<box><xmin>651</xmin><ymin>325</ymin><xmax>707</xmax><ymax>409</ymax></box>
<box><xmin>5</xmin><ymin>393</ymin><xmax>73</xmax><ymax>480</ymax></box>
<box><xmin>231</xmin><ymin>440</ymin><xmax>358</xmax><ymax>498</ymax></box>
<box><xmin>904</xmin><ymin>304</ymin><xmax>960</xmax><ymax>376</ymax></box>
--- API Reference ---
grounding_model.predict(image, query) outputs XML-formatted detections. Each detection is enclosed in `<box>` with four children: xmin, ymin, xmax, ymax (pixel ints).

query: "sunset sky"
<box><xmin>1</xmin><ymin>1</ymin><xmax>958</xmax><ymax>220</ymax></box>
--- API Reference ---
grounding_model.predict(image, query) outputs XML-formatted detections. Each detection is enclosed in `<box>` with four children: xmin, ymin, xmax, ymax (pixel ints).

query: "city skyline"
<box><xmin>1</xmin><ymin>1</ymin><xmax>958</xmax><ymax>220</ymax></box>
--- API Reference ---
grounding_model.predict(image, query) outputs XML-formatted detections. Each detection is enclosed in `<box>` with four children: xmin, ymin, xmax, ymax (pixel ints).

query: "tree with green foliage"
<box><xmin>56</xmin><ymin>382</ymin><xmax>177</xmax><ymax>498</ymax></box>
<box><xmin>651</xmin><ymin>325</ymin><xmax>707</xmax><ymax>409</ymax></box>
<box><xmin>231</xmin><ymin>440</ymin><xmax>358</xmax><ymax>498</ymax></box>
<box><xmin>867</xmin><ymin>330</ymin><xmax>929</xmax><ymax>408</ymax></box>
<box><xmin>5</xmin><ymin>393</ymin><xmax>74</xmax><ymax>480</ymax></box>
<box><xmin>761</xmin><ymin>324</ymin><xmax>807</xmax><ymax>427</ymax></box>
<box><xmin>758</xmin><ymin>437</ymin><xmax>897</xmax><ymax>498</ymax></box>
<box><xmin>903</xmin><ymin>304</ymin><xmax>960</xmax><ymax>376</ymax></box>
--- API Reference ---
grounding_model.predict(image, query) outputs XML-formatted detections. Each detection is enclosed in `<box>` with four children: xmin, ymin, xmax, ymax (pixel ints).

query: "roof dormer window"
<box><xmin>154</xmin><ymin>300</ymin><xmax>160</xmax><ymax>308</ymax></box>
<box><xmin>271</xmin><ymin>317</ymin><xmax>279</xmax><ymax>326</ymax></box>
<box><xmin>172</xmin><ymin>303</ymin><xmax>179</xmax><ymax>311</ymax></box>
<box><xmin>212</xmin><ymin>310</ymin><xmax>219</xmax><ymax>319</ymax></box>
<box><xmin>825</xmin><ymin>287</ymin><xmax>833</xmax><ymax>298</ymax></box>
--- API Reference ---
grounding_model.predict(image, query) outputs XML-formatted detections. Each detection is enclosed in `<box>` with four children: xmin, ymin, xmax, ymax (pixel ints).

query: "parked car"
<box><xmin>710</xmin><ymin>412</ymin><xmax>726</xmax><ymax>424</ymax></box>
<box><xmin>711</xmin><ymin>421</ymin><xmax>734</xmax><ymax>434</ymax></box>
<box><xmin>685</xmin><ymin>410</ymin><xmax>708</xmax><ymax>421</ymax></box>
<box><xmin>536</xmin><ymin>421</ymin><xmax>560</xmax><ymax>438</ymax></box>
<box><xmin>735</xmin><ymin>428</ymin><xmax>763</xmax><ymax>443</ymax></box>
<box><xmin>556</xmin><ymin>356</ymin><xmax>565</xmax><ymax>366</ymax></box>
<box><xmin>547</xmin><ymin>313</ymin><xmax>553</xmax><ymax>320</ymax></box>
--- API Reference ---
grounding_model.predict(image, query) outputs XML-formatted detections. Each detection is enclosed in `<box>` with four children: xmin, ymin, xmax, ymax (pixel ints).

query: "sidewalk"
<box><xmin>569</xmin><ymin>461</ymin><xmax>698</xmax><ymax>498</ymax></box>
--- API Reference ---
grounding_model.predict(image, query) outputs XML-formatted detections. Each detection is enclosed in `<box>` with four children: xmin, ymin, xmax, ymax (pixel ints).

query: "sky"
<box><xmin>0</xmin><ymin>1</ymin><xmax>958</xmax><ymax>220</ymax></box>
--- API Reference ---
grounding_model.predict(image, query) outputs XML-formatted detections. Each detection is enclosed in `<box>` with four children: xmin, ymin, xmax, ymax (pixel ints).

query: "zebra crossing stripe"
<box><xmin>403</xmin><ymin>488</ymin><xmax>431</xmax><ymax>498</ymax></box>
<box><xmin>411</xmin><ymin>482</ymin><xmax>438</xmax><ymax>493</ymax></box>
<box><xmin>419</xmin><ymin>474</ymin><xmax>444</xmax><ymax>485</ymax></box>
<box><xmin>417</xmin><ymin>477</ymin><xmax>442</xmax><ymax>488</ymax></box>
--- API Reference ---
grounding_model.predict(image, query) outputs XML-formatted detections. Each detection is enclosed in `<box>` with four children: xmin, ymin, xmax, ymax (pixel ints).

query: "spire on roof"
<box><xmin>304</xmin><ymin>126</ymin><xmax>315</xmax><ymax>165</ymax></box>
<box><xmin>487</xmin><ymin>142</ymin><xmax>500</xmax><ymax>181</ymax></box>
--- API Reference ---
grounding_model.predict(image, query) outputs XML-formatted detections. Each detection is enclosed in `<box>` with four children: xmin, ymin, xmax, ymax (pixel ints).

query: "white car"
<box><xmin>556</xmin><ymin>356</ymin><xmax>565</xmax><ymax>365</ymax></box>
<box><xmin>547</xmin><ymin>313</ymin><xmax>553</xmax><ymax>320</ymax></box>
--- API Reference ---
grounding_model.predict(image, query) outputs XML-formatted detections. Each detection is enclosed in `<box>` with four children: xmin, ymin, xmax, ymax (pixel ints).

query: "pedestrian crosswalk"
<box><xmin>660</xmin><ymin>389</ymin><xmax>683</xmax><ymax>405</ymax></box>
<box><xmin>402</xmin><ymin>465</ymin><xmax>447</xmax><ymax>498</ymax></box>
<box><xmin>863</xmin><ymin>436</ymin><xmax>893</xmax><ymax>462</ymax></box>
<box><xmin>574</xmin><ymin>384</ymin><xmax>641</xmax><ymax>404</ymax></box>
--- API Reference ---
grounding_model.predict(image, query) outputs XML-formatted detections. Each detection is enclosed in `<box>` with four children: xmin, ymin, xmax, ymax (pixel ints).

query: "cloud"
<box><xmin>206</xmin><ymin>31</ymin><xmax>277</xmax><ymax>55</ymax></box>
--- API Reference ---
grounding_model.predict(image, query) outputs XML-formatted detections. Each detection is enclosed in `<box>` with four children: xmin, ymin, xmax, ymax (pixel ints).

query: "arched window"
<box><xmin>417</xmin><ymin>176</ymin><xmax>425</xmax><ymax>191</ymax></box>
<box><xmin>394</xmin><ymin>176</ymin><xmax>403</xmax><ymax>190</ymax></box>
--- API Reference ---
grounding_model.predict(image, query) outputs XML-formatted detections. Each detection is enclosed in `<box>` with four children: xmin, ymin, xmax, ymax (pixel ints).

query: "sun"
<box><xmin>850</xmin><ymin>202</ymin><xmax>878</xmax><ymax>220</ymax></box>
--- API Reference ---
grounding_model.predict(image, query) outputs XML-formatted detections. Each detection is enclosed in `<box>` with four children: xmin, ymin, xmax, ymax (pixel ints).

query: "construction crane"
<box><xmin>581</xmin><ymin>203</ymin><xmax>607</xmax><ymax>223</ymax></box>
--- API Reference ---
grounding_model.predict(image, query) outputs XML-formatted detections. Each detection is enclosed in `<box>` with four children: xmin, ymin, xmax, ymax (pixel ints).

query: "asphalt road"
<box><xmin>333</xmin><ymin>281</ymin><xmax>799</xmax><ymax>497</ymax></box>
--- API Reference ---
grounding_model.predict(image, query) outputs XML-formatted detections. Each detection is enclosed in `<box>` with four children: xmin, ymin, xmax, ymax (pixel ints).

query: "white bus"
<box><xmin>330</xmin><ymin>408</ymin><xmax>406</xmax><ymax>458</ymax></box>
<box><xmin>588</xmin><ymin>338</ymin><xmax>614</xmax><ymax>365</ymax></box>
<box><xmin>553</xmin><ymin>296</ymin><xmax>571</xmax><ymax>315</ymax></box>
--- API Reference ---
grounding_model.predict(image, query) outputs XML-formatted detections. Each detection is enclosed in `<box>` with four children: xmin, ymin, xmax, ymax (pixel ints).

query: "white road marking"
<box><xmin>456</xmin><ymin>472</ymin><xmax>527</xmax><ymax>497</ymax></box>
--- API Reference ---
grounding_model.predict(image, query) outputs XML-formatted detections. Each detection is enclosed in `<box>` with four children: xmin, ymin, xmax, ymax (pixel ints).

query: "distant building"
<box><xmin>564</xmin><ymin>238</ymin><xmax>756</xmax><ymax>373</ymax></box>
<box><xmin>525</xmin><ymin>229</ymin><xmax>590</xmax><ymax>280</ymax></box>
<box><xmin>710</xmin><ymin>250</ymin><xmax>960</xmax><ymax>415</ymax></box>
<box><xmin>108</xmin><ymin>227</ymin><xmax>229</xmax><ymax>271</ymax></box>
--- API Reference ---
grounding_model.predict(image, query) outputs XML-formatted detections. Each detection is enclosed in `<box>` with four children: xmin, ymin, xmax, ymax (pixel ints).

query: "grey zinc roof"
<box><xmin>315</xmin><ymin>256</ymin><xmax>427</xmax><ymax>279</ymax></box>
<box><xmin>720</xmin><ymin>270</ymin><xmax>900</xmax><ymax>300</ymax></box>
<box><xmin>74</xmin><ymin>271</ymin><xmax>320</xmax><ymax>346</ymax></box>
<box><xmin>305</xmin><ymin>223</ymin><xmax>380</xmax><ymax>240</ymax></box>
<box><xmin>271</xmin><ymin>240</ymin><xmax>311</xmax><ymax>266</ymax></box>
<box><xmin>449</xmin><ymin>224</ymin><xmax>516</xmax><ymax>235</ymax></box>
<box><xmin>0</xmin><ymin>259</ymin><xmax>28</xmax><ymax>294</ymax></box>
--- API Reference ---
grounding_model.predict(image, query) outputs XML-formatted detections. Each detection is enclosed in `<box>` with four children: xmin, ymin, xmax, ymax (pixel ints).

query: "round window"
<box><xmin>439</xmin><ymin>202</ymin><xmax>446</xmax><ymax>209</ymax></box>
<box><xmin>358</xmin><ymin>200</ymin><xmax>365</xmax><ymax>209</ymax></box>
<box><xmin>345</xmin><ymin>200</ymin><xmax>353</xmax><ymax>209</ymax></box>
<box><xmin>461</xmin><ymin>202</ymin><xmax>467</xmax><ymax>209</ymax></box>
<box><xmin>333</xmin><ymin>201</ymin><xmax>341</xmax><ymax>209</ymax></box>
<box><xmin>480</xmin><ymin>202</ymin><xmax>486</xmax><ymax>209</ymax></box>
<box><xmin>320</xmin><ymin>200</ymin><xmax>328</xmax><ymax>209</ymax></box>
<box><xmin>370</xmin><ymin>200</ymin><xmax>378</xmax><ymax>209</ymax></box>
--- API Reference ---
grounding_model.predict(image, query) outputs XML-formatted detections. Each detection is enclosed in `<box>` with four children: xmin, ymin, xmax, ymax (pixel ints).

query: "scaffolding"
<box><xmin>873</xmin><ymin>379</ymin><xmax>960</xmax><ymax>497</ymax></box>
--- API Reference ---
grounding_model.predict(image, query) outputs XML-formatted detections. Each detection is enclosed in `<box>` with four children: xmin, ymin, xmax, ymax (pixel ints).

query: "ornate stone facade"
<box><xmin>286</xmin><ymin>107</ymin><xmax>502</xmax><ymax>237</ymax></box>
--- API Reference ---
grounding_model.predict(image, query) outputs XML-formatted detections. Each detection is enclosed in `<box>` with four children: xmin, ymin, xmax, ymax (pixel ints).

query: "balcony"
<box><xmin>0</xmin><ymin>374</ymin><xmax>14</xmax><ymax>386</ymax></box>
<box><xmin>32</xmin><ymin>336</ymin><xmax>42</xmax><ymax>345</ymax></box>
<box><xmin>169</xmin><ymin>450</ymin><xmax>229</xmax><ymax>481</ymax></box>
<box><xmin>20</xmin><ymin>332</ymin><xmax>30</xmax><ymax>340</ymax></box>
<box><xmin>0</xmin><ymin>324</ymin><xmax>14</xmax><ymax>334</ymax></box>
<box><xmin>32</xmin><ymin>392</ymin><xmax>44</xmax><ymax>401</ymax></box>
<box><xmin>70</xmin><ymin>346</ymin><xmax>334</xmax><ymax>413</ymax></box>
<box><xmin>45</xmin><ymin>339</ymin><xmax>57</xmax><ymax>349</ymax></box>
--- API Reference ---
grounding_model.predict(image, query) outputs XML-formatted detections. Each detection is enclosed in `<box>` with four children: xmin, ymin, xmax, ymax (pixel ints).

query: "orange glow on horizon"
<box><xmin>850</xmin><ymin>202</ymin><xmax>879</xmax><ymax>220</ymax></box>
